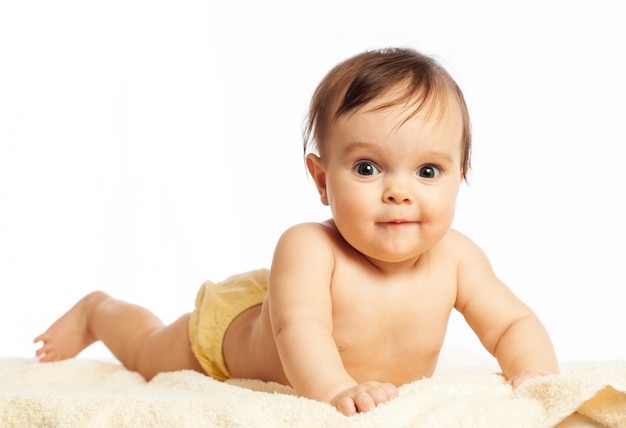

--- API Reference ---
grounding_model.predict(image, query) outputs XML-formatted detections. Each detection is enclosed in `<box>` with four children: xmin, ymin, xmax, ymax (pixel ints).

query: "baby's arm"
<box><xmin>453</xmin><ymin>231</ymin><xmax>558</xmax><ymax>386</ymax></box>
<box><xmin>268</xmin><ymin>224</ymin><xmax>397</xmax><ymax>415</ymax></box>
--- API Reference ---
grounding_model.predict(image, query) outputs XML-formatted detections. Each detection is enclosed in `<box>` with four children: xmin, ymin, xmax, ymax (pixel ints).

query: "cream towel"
<box><xmin>0</xmin><ymin>356</ymin><xmax>624</xmax><ymax>427</ymax></box>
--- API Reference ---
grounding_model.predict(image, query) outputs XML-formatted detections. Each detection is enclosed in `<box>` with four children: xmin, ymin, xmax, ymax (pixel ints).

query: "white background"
<box><xmin>1</xmin><ymin>0</ymin><xmax>624</xmax><ymax>363</ymax></box>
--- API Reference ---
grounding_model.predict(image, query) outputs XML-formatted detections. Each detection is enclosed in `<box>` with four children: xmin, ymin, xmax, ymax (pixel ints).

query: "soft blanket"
<box><xmin>1</xmin><ymin>354</ymin><xmax>624</xmax><ymax>427</ymax></box>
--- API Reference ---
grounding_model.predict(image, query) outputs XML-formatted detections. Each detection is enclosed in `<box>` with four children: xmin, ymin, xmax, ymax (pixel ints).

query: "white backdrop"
<box><xmin>1</xmin><ymin>0</ymin><xmax>624</xmax><ymax>363</ymax></box>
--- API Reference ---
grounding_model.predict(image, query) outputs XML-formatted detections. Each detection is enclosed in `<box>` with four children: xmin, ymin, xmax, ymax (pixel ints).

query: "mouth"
<box><xmin>380</xmin><ymin>219</ymin><xmax>417</xmax><ymax>225</ymax></box>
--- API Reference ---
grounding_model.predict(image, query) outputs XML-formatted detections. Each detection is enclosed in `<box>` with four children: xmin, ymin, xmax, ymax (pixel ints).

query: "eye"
<box><xmin>354</xmin><ymin>161</ymin><xmax>381</xmax><ymax>176</ymax></box>
<box><xmin>417</xmin><ymin>165</ymin><xmax>441</xmax><ymax>179</ymax></box>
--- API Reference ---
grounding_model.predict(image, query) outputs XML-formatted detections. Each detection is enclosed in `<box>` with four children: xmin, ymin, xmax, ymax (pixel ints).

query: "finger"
<box><xmin>511</xmin><ymin>375</ymin><xmax>533</xmax><ymax>390</ymax></box>
<box><xmin>365</xmin><ymin>383</ymin><xmax>399</xmax><ymax>406</ymax></box>
<box><xmin>510</xmin><ymin>371</ymin><xmax>550</xmax><ymax>390</ymax></box>
<box><xmin>37</xmin><ymin>351</ymin><xmax>53</xmax><ymax>362</ymax></box>
<box><xmin>40</xmin><ymin>350</ymin><xmax>55</xmax><ymax>361</ymax></box>
<box><xmin>510</xmin><ymin>376</ymin><xmax>522</xmax><ymax>390</ymax></box>
<box><xmin>336</xmin><ymin>397</ymin><xmax>357</xmax><ymax>416</ymax></box>
<box><xmin>34</xmin><ymin>344</ymin><xmax>48</xmax><ymax>358</ymax></box>
<box><xmin>366</xmin><ymin>386</ymin><xmax>391</xmax><ymax>406</ymax></box>
<box><xmin>353</xmin><ymin>391</ymin><xmax>376</xmax><ymax>413</ymax></box>
<box><xmin>380</xmin><ymin>383</ymin><xmax>399</xmax><ymax>399</ymax></box>
<box><xmin>35</xmin><ymin>344</ymin><xmax>56</xmax><ymax>362</ymax></box>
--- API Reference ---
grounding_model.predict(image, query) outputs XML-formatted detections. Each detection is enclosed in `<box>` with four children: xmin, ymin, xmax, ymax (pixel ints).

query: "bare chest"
<box><xmin>328</xmin><ymin>268</ymin><xmax>456</xmax><ymax>384</ymax></box>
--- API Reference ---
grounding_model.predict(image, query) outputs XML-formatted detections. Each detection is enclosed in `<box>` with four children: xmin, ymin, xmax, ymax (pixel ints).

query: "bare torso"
<box><xmin>223</xmin><ymin>224</ymin><xmax>458</xmax><ymax>387</ymax></box>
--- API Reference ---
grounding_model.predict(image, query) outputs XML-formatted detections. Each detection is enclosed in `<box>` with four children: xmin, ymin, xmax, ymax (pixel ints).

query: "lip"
<box><xmin>380</xmin><ymin>219</ymin><xmax>417</xmax><ymax>225</ymax></box>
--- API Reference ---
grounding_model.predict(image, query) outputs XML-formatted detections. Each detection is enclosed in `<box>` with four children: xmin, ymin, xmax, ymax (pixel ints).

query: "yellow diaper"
<box><xmin>189</xmin><ymin>269</ymin><xmax>268</xmax><ymax>381</ymax></box>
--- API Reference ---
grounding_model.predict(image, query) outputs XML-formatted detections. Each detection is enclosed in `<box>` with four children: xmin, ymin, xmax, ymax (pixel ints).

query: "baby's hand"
<box><xmin>331</xmin><ymin>381</ymin><xmax>399</xmax><ymax>416</ymax></box>
<box><xmin>508</xmin><ymin>369</ymin><xmax>550</xmax><ymax>390</ymax></box>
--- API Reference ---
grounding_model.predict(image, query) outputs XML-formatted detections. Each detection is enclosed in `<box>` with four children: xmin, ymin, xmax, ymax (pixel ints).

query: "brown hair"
<box><xmin>303</xmin><ymin>47</ymin><xmax>472</xmax><ymax>179</ymax></box>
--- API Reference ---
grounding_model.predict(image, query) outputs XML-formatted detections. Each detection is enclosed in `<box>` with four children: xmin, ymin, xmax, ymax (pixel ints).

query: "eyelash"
<box><xmin>353</xmin><ymin>161</ymin><xmax>442</xmax><ymax>179</ymax></box>
<box><xmin>353</xmin><ymin>161</ymin><xmax>380</xmax><ymax>176</ymax></box>
<box><xmin>417</xmin><ymin>165</ymin><xmax>441</xmax><ymax>179</ymax></box>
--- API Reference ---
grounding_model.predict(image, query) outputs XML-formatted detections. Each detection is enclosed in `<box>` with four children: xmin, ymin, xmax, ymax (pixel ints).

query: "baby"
<box><xmin>34</xmin><ymin>47</ymin><xmax>558</xmax><ymax>416</ymax></box>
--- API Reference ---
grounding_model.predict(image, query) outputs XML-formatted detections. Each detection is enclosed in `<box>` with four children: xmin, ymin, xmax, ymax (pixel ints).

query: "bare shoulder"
<box><xmin>446</xmin><ymin>229</ymin><xmax>512</xmax><ymax>313</ymax></box>
<box><xmin>436</xmin><ymin>229</ymin><xmax>498</xmax><ymax>299</ymax></box>
<box><xmin>435</xmin><ymin>228</ymin><xmax>488</xmax><ymax>263</ymax></box>
<box><xmin>269</xmin><ymin>222</ymin><xmax>337</xmax><ymax>320</ymax></box>
<box><xmin>275</xmin><ymin>221</ymin><xmax>341</xmax><ymax>253</ymax></box>
<box><xmin>279</xmin><ymin>221</ymin><xmax>337</xmax><ymax>239</ymax></box>
<box><xmin>270</xmin><ymin>221</ymin><xmax>341</xmax><ymax>279</ymax></box>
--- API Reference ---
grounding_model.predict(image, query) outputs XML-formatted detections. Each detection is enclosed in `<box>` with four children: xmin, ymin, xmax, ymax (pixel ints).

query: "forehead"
<box><xmin>329</xmin><ymin>88</ymin><xmax>464</xmax><ymax>153</ymax></box>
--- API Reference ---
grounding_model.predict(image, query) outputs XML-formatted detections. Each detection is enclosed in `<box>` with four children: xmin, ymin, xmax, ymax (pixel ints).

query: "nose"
<box><xmin>382</xmin><ymin>176</ymin><xmax>414</xmax><ymax>204</ymax></box>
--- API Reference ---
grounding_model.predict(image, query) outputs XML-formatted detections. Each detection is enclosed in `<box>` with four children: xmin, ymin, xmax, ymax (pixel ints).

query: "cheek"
<box><xmin>421</xmin><ymin>187</ymin><xmax>458</xmax><ymax>220</ymax></box>
<box><xmin>330</xmin><ymin>189</ymin><xmax>366</xmax><ymax>219</ymax></box>
<box><xmin>327</xmin><ymin>180</ymin><xmax>376</xmax><ymax>219</ymax></box>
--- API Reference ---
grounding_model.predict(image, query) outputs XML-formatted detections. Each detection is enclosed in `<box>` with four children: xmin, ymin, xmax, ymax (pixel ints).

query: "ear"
<box><xmin>306</xmin><ymin>154</ymin><xmax>329</xmax><ymax>205</ymax></box>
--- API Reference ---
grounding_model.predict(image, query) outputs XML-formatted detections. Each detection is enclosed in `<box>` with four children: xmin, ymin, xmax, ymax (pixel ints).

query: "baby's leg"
<box><xmin>34</xmin><ymin>292</ymin><xmax>203</xmax><ymax>380</ymax></box>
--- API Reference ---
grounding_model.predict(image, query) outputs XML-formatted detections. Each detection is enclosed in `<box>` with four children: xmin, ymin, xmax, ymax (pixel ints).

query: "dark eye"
<box><xmin>354</xmin><ymin>161</ymin><xmax>380</xmax><ymax>176</ymax></box>
<box><xmin>417</xmin><ymin>165</ymin><xmax>441</xmax><ymax>179</ymax></box>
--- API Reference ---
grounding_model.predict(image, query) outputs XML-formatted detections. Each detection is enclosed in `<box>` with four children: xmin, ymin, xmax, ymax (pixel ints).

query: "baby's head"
<box><xmin>304</xmin><ymin>48</ymin><xmax>471</xmax><ymax>180</ymax></box>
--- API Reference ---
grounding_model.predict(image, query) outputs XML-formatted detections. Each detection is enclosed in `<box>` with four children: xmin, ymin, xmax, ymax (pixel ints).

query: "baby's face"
<box><xmin>311</xmin><ymin>90</ymin><xmax>464</xmax><ymax>267</ymax></box>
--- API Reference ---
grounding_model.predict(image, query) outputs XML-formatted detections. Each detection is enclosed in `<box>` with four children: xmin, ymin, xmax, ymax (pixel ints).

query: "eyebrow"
<box><xmin>342</xmin><ymin>141</ymin><xmax>378</xmax><ymax>154</ymax></box>
<box><xmin>343</xmin><ymin>141</ymin><xmax>456</xmax><ymax>165</ymax></box>
<box><xmin>421</xmin><ymin>151</ymin><xmax>455</xmax><ymax>165</ymax></box>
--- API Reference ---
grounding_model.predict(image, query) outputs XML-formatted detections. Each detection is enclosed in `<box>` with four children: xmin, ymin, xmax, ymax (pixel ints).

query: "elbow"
<box><xmin>490</xmin><ymin>312</ymin><xmax>536</xmax><ymax>357</ymax></box>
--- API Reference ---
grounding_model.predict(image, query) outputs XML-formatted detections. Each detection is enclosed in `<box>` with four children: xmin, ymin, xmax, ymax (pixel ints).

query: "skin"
<box><xmin>34</xmin><ymin>88</ymin><xmax>558</xmax><ymax>417</ymax></box>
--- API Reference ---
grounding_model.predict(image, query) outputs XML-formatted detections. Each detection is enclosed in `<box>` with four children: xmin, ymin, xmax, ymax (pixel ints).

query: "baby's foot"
<box><xmin>33</xmin><ymin>291</ymin><xmax>108</xmax><ymax>362</ymax></box>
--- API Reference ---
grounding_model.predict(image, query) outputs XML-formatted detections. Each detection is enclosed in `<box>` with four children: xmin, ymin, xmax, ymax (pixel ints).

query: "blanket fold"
<box><xmin>1</xmin><ymin>358</ymin><xmax>624</xmax><ymax>427</ymax></box>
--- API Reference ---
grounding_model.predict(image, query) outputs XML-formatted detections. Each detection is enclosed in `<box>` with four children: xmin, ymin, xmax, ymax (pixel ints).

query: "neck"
<box><xmin>361</xmin><ymin>253</ymin><xmax>425</xmax><ymax>275</ymax></box>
